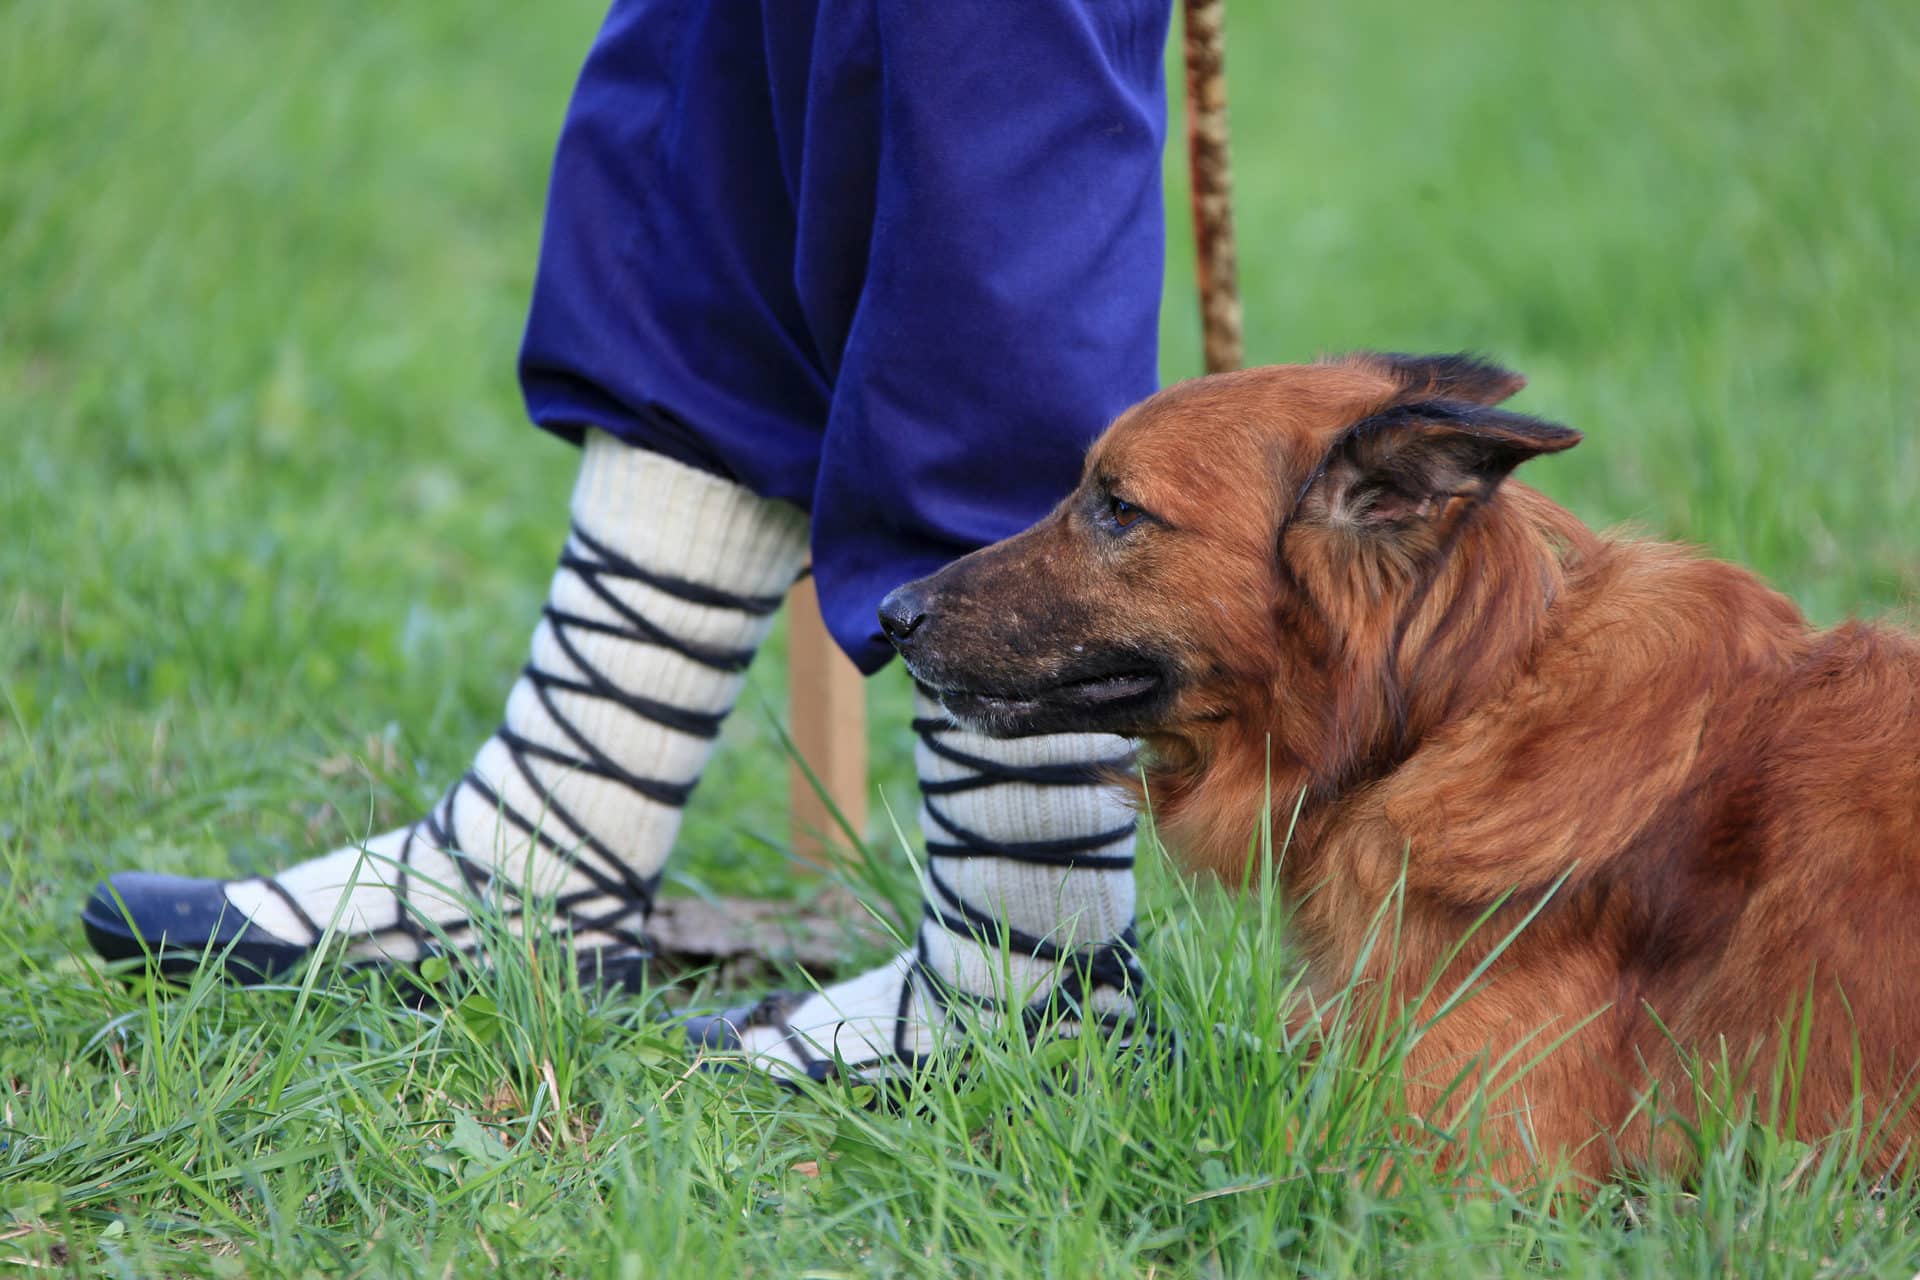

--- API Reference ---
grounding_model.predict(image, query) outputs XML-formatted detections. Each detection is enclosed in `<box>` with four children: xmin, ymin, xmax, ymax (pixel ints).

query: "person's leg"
<box><xmin>84</xmin><ymin>434</ymin><xmax>806</xmax><ymax>980</ymax></box>
<box><xmin>688</xmin><ymin>0</ymin><xmax>1171</xmax><ymax>1074</ymax></box>
<box><xmin>690</xmin><ymin>692</ymin><xmax>1141</xmax><ymax>1079</ymax></box>
<box><xmin>84</xmin><ymin>0</ymin><xmax>829</xmax><ymax>982</ymax></box>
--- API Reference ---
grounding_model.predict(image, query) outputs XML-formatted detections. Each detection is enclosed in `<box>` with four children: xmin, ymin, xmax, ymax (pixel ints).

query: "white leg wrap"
<box><xmin>718</xmin><ymin>691</ymin><xmax>1142</xmax><ymax>1081</ymax></box>
<box><xmin>223</xmin><ymin>430</ymin><xmax>809</xmax><ymax>964</ymax></box>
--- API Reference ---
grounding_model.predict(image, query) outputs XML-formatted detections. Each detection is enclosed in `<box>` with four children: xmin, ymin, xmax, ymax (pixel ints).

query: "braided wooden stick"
<box><xmin>1182</xmin><ymin>0</ymin><xmax>1242</xmax><ymax>374</ymax></box>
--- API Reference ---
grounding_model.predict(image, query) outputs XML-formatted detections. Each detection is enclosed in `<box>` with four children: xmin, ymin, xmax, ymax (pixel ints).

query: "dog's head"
<box><xmin>882</xmin><ymin>353</ymin><xmax>1580</xmax><ymax>782</ymax></box>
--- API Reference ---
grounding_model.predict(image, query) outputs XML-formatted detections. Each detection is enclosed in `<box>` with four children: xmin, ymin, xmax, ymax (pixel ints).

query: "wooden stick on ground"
<box><xmin>1183</xmin><ymin>0</ymin><xmax>1243</xmax><ymax>374</ymax></box>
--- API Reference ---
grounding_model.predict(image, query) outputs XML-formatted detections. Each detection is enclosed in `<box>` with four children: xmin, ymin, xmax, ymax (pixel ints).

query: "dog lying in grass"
<box><xmin>877</xmin><ymin>352</ymin><xmax>1920</xmax><ymax>1185</ymax></box>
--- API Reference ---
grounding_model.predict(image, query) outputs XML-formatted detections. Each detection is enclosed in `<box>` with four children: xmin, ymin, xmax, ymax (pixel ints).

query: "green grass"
<box><xmin>3</xmin><ymin>0</ymin><xmax>1917</xmax><ymax>1273</ymax></box>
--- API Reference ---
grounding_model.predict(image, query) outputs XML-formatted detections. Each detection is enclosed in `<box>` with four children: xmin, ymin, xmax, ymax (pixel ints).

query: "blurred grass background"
<box><xmin>1</xmin><ymin>0</ymin><xmax>1917</xmax><ymax>1272</ymax></box>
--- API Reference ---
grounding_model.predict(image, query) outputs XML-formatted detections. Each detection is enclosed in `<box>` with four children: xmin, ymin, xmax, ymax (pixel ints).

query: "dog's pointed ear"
<box><xmin>1341</xmin><ymin>351</ymin><xmax>1527</xmax><ymax>406</ymax></box>
<box><xmin>1300</xmin><ymin>400</ymin><xmax>1581</xmax><ymax>533</ymax></box>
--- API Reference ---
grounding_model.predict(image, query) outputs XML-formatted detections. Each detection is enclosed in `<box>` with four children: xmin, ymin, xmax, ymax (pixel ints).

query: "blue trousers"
<box><xmin>519</xmin><ymin>0</ymin><xmax>1170</xmax><ymax>672</ymax></box>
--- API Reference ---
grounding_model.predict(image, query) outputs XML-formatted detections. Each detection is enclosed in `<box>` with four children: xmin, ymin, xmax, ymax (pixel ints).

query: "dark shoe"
<box><xmin>82</xmin><ymin>871</ymin><xmax>653</xmax><ymax>994</ymax></box>
<box><xmin>81</xmin><ymin>872</ymin><xmax>310</xmax><ymax>983</ymax></box>
<box><xmin>683</xmin><ymin>989</ymin><xmax>810</xmax><ymax>1053</ymax></box>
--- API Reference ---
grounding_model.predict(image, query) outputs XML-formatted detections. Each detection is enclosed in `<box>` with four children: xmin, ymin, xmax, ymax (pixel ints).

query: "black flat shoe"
<box><xmin>82</xmin><ymin>871</ymin><xmax>654</xmax><ymax>994</ymax></box>
<box><xmin>683</xmin><ymin>989</ymin><xmax>810</xmax><ymax>1052</ymax></box>
<box><xmin>81</xmin><ymin>872</ymin><xmax>311</xmax><ymax>984</ymax></box>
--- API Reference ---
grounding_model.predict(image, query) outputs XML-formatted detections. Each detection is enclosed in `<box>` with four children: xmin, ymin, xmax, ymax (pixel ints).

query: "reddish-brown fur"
<box><xmin>889</xmin><ymin>355</ymin><xmax>1920</xmax><ymax>1185</ymax></box>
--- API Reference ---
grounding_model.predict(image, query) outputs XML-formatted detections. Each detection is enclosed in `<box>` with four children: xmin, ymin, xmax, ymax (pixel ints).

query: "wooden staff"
<box><xmin>1183</xmin><ymin>0</ymin><xmax>1243</xmax><ymax>374</ymax></box>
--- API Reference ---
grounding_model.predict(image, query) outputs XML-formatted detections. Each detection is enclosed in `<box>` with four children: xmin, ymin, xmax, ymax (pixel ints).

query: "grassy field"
<box><xmin>3</xmin><ymin>0</ymin><xmax>1918</xmax><ymax>1273</ymax></box>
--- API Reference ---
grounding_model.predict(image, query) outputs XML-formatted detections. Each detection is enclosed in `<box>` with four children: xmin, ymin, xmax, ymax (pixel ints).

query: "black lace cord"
<box><xmin>867</xmin><ymin>711</ymin><xmax>1145</xmax><ymax>1068</ymax></box>
<box><xmin>905</xmin><ymin>922</ymin><xmax>1143</xmax><ymax>1041</ymax></box>
<box><xmin>735</xmin><ymin>914</ymin><xmax>1142</xmax><ymax>1078</ymax></box>
<box><xmin>449</xmin><ymin>727</ymin><xmax>671</xmax><ymax>942</ymax></box>
<box><xmin>262</xmin><ymin>520</ymin><xmax>778</xmax><ymax>959</ymax></box>
<box><xmin>917</xmin><ymin>879</ymin><xmax>1145</xmax><ymax>1016</ymax></box>
<box><xmin>399</xmin><ymin>776</ymin><xmax>659</xmax><ymax>954</ymax></box>
<box><xmin>730</xmin><ymin>862</ymin><xmax>1141</xmax><ymax>1076</ymax></box>
<box><xmin>911</xmin><ymin>716</ymin><xmax>1136</xmax><ymax>793</ymax></box>
<box><xmin>912</xmin><ymin>713</ymin><xmax>1138</xmax><ymax>868</ymax></box>
<box><xmin>429</xmin><ymin>519</ymin><xmax>787</xmax><ymax>943</ymax></box>
<box><xmin>410</xmin><ymin>809</ymin><xmax>656</xmax><ymax>956</ymax></box>
<box><xmin>393</xmin><ymin>824</ymin><xmax>422</xmax><ymax>942</ymax></box>
<box><xmin>565</xmin><ymin>521</ymin><xmax>786</xmax><ymax>616</ymax></box>
<box><xmin>889</xmin><ymin>954</ymin><xmax>938</xmax><ymax>1076</ymax></box>
<box><xmin>914</xmin><ymin>929</ymin><xmax>1145</xmax><ymax>1044</ymax></box>
<box><xmin>421</xmin><ymin>798</ymin><xmax>491</xmax><ymax>901</ymax></box>
<box><xmin>548</xmin><ymin>553</ymin><xmax>757</xmax><ymax>670</ymax></box>
<box><xmin>921</xmin><ymin>803</ymin><xmax>1138</xmax><ymax>869</ymax></box>
<box><xmin>920</xmin><ymin>862</ymin><xmax>1136</xmax><ymax>975</ymax></box>
<box><xmin>559</xmin><ymin>893</ymin><xmax>656</xmax><ymax>954</ymax></box>
<box><xmin>481</xmin><ymin>736</ymin><xmax>663</xmax><ymax>910</ymax></box>
<box><xmin>725</xmin><ymin>990</ymin><xmax>853</xmax><ymax>1083</ymax></box>
<box><xmin>255</xmin><ymin>877</ymin><xmax>325</xmax><ymax>945</ymax></box>
<box><xmin>507</xmin><ymin>676</ymin><xmax>699</xmax><ymax>806</ymax></box>
<box><xmin>534</xmin><ymin>623</ymin><xmax>727</xmax><ymax>739</ymax></box>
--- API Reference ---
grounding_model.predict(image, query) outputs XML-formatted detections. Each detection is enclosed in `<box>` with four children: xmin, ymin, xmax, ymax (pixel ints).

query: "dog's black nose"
<box><xmin>878</xmin><ymin>586</ymin><xmax>928</xmax><ymax>647</ymax></box>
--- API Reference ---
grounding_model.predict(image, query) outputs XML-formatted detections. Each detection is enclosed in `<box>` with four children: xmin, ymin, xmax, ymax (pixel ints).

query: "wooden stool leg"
<box><xmin>787</xmin><ymin>577</ymin><xmax>868</xmax><ymax>864</ymax></box>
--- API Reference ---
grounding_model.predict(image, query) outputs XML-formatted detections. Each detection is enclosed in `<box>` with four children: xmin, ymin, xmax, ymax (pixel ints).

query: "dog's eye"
<box><xmin>1109</xmin><ymin>496</ymin><xmax>1144</xmax><ymax>529</ymax></box>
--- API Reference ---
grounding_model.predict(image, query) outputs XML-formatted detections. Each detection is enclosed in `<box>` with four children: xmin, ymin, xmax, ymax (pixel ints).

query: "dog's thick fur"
<box><xmin>883</xmin><ymin>354</ymin><xmax>1920</xmax><ymax>1183</ymax></box>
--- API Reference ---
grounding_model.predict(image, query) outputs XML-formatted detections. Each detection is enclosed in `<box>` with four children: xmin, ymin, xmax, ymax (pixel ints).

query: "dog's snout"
<box><xmin>878</xmin><ymin>585</ymin><xmax>929</xmax><ymax>647</ymax></box>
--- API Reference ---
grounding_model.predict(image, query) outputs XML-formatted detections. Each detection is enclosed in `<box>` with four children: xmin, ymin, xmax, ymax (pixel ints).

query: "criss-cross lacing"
<box><xmin>362</xmin><ymin>521</ymin><xmax>787</xmax><ymax>959</ymax></box>
<box><xmin>84</xmin><ymin>435</ymin><xmax>810</xmax><ymax>988</ymax></box>
<box><xmin>695</xmin><ymin>699</ymin><xmax>1145</xmax><ymax>1081</ymax></box>
<box><xmin>213</xmin><ymin>511</ymin><xmax>797</xmax><ymax>978</ymax></box>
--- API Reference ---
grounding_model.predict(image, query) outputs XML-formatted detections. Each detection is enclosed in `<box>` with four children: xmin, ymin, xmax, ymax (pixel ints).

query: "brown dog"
<box><xmin>878</xmin><ymin>353</ymin><xmax>1920</xmax><ymax>1184</ymax></box>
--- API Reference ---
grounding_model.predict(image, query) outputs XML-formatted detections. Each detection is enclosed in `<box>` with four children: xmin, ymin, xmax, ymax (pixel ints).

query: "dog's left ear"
<box><xmin>1338</xmin><ymin>351</ymin><xmax>1528</xmax><ymax>406</ymax></box>
<box><xmin>1300</xmin><ymin>400</ymin><xmax>1581</xmax><ymax>533</ymax></box>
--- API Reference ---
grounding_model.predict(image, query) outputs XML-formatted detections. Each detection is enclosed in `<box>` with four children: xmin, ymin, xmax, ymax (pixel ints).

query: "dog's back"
<box><xmin>1275</xmin><ymin>519</ymin><xmax>1920</xmax><ymax>1178</ymax></box>
<box><xmin>1679</xmin><ymin>612</ymin><xmax>1920</xmax><ymax>1147</ymax></box>
<box><xmin>1522</xmin><ymin>533</ymin><xmax>1920</xmax><ymax>1176</ymax></box>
